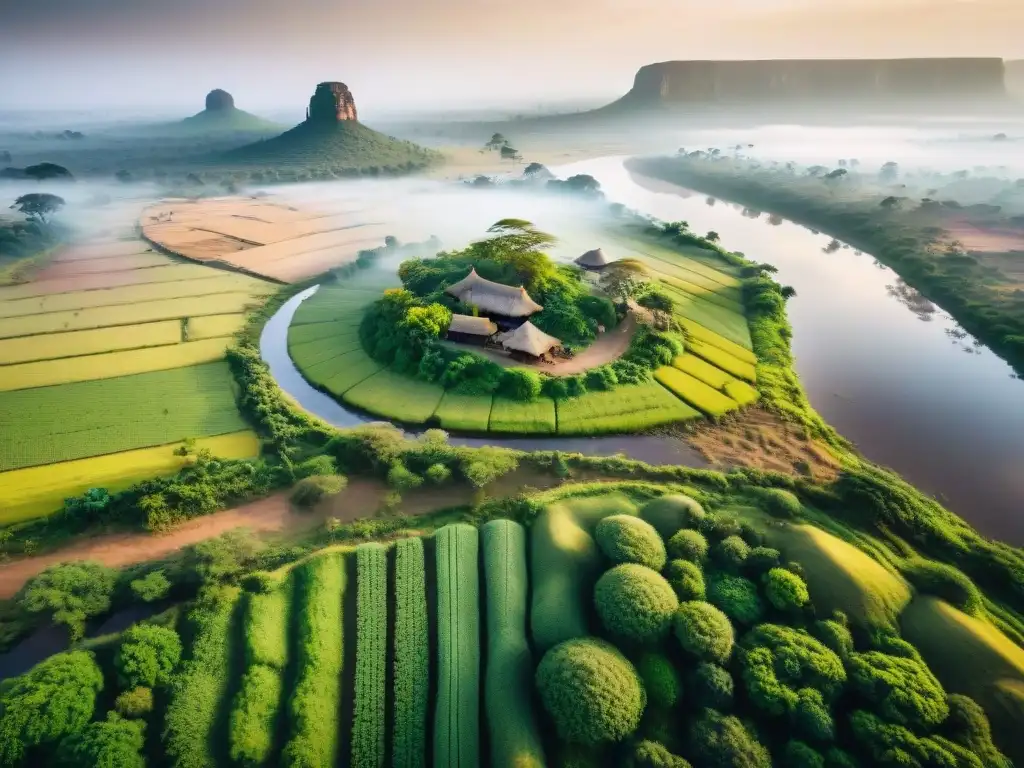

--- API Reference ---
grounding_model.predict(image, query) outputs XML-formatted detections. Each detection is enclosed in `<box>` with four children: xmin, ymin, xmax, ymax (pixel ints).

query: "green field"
<box><xmin>432</xmin><ymin>391</ymin><xmax>494</xmax><ymax>431</ymax></box>
<box><xmin>489</xmin><ymin>397</ymin><xmax>557</xmax><ymax>434</ymax></box>
<box><xmin>0</xmin><ymin>363</ymin><xmax>249</xmax><ymax>471</ymax></box>
<box><xmin>344</xmin><ymin>370</ymin><xmax>445</xmax><ymax>425</ymax></box>
<box><xmin>655</xmin><ymin>366</ymin><xmax>740</xmax><ymax>417</ymax></box>
<box><xmin>556</xmin><ymin>382</ymin><xmax>702</xmax><ymax>434</ymax></box>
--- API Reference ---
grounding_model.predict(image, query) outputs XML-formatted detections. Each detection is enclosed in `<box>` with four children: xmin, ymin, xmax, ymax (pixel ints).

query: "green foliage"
<box><xmin>746</xmin><ymin>547</ymin><xmax>782</xmax><ymax>575</ymax></box>
<box><xmin>765</xmin><ymin>568</ymin><xmax>811</xmax><ymax>611</ymax></box>
<box><xmin>500</xmin><ymin>368</ymin><xmax>544</xmax><ymax>401</ymax></box>
<box><xmin>229</xmin><ymin>665</ymin><xmax>281</xmax><ymax>767</ymax></box>
<box><xmin>849</xmin><ymin>709</ymin><xmax>978</xmax><ymax>768</ymax></box>
<box><xmin>294</xmin><ymin>454</ymin><xmax>338</xmax><ymax>480</ymax></box>
<box><xmin>578</xmin><ymin>295</ymin><xmax>617</xmax><ymax>330</ymax></box>
<box><xmin>637</xmin><ymin>652</ymin><xmax>682</xmax><ymax>709</ymax></box>
<box><xmin>714</xmin><ymin>535</ymin><xmax>751</xmax><ymax>571</ymax></box>
<box><xmin>708</xmin><ymin>575</ymin><xmax>765</xmax><ymax>626</ymax></box>
<box><xmin>115</xmin><ymin>686</ymin><xmax>154</xmax><ymax>719</ymax></box>
<box><xmin>352</xmin><ymin>544</ymin><xmax>388</xmax><ymax>768</ymax></box>
<box><xmin>944</xmin><ymin>694</ymin><xmax>1011</xmax><ymax>768</ymax></box>
<box><xmin>536</xmin><ymin>637</ymin><xmax>646</xmax><ymax>746</ymax></box>
<box><xmin>186</xmin><ymin>530</ymin><xmax>261</xmax><ymax>585</ymax></box>
<box><xmin>847</xmin><ymin>643</ymin><xmax>949</xmax><ymax>729</ymax></box>
<box><xmin>482</xmin><ymin>520</ymin><xmax>546</xmax><ymax>768</ymax></box>
<box><xmin>665</xmin><ymin>559</ymin><xmax>706</xmax><ymax>601</ymax></box>
<box><xmin>692</xmin><ymin>663</ymin><xmax>734</xmax><ymax>710</ymax></box>
<box><xmin>116</xmin><ymin>623</ymin><xmax>182</xmax><ymax>690</ymax></box>
<box><xmin>460</xmin><ymin>446</ymin><xmax>519</xmax><ymax>488</ymax></box>
<box><xmin>688</xmin><ymin>709</ymin><xmax>771</xmax><ymax>768</ymax></box>
<box><xmin>56</xmin><ymin>713</ymin><xmax>145</xmax><ymax>768</ymax></box>
<box><xmin>291</xmin><ymin>474</ymin><xmax>347</xmax><ymax>508</ymax></box>
<box><xmin>0</xmin><ymin>651</ymin><xmax>103</xmax><ymax>766</ymax></box>
<box><xmin>595</xmin><ymin>515</ymin><xmax>668</xmax><ymax>570</ymax></box>
<box><xmin>595</xmin><ymin>564</ymin><xmax>679</xmax><ymax>645</ymax></box>
<box><xmin>584</xmin><ymin>365</ymin><xmax>618</xmax><ymax>392</ymax></box>
<box><xmin>129</xmin><ymin>569</ymin><xmax>172</xmax><ymax>603</ymax></box>
<box><xmin>393</xmin><ymin>538</ymin><xmax>429</xmax><ymax>768</ymax></box>
<box><xmin>19</xmin><ymin>561</ymin><xmax>115</xmax><ymax>640</ymax></box>
<box><xmin>757</xmin><ymin>488</ymin><xmax>803</xmax><ymax>519</ymax></box>
<box><xmin>434</xmin><ymin>525</ymin><xmax>481</xmax><ymax>767</ymax></box>
<box><xmin>387</xmin><ymin>463</ymin><xmax>423</xmax><ymax>491</ymax></box>
<box><xmin>812</xmin><ymin>618</ymin><xmax>854</xmax><ymax>660</ymax></box>
<box><xmin>900</xmin><ymin>559</ymin><xmax>984</xmax><ymax>616</ymax></box>
<box><xmin>425</xmin><ymin>463</ymin><xmax>452</xmax><ymax>484</ymax></box>
<box><xmin>629</xmin><ymin>739</ymin><xmax>692</xmax><ymax>768</ymax></box>
<box><xmin>674</xmin><ymin>601</ymin><xmax>735</xmax><ymax>663</ymax></box>
<box><xmin>783</xmin><ymin>740</ymin><xmax>825</xmax><ymax>768</ymax></box>
<box><xmin>667</xmin><ymin>529</ymin><xmax>709</xmax><ymax>562</ymax></box>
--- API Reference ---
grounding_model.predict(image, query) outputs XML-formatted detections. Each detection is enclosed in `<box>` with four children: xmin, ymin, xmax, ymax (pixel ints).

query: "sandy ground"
<box><xmin>423</xmin><ymin>143</ymin><xmax>630</xmax><ymax>181</ymax></box>
<box><xmin>945</xmin><ymin>220</ymin><xmax>1024</xmax><ymax>254</ymax></box>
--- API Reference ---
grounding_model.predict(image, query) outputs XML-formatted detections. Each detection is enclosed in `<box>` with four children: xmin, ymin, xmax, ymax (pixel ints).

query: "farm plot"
<box><xmin>655</xmin><ymin>366</ymin><xmax>740</xmax><ymax>417</ymax></box>
<box><xmin>489</xmin><ymin>397</ymin><xmax>557</xmax><ymax>434</ymax></box>
<box><xmin>434</xmin><ymin>524</ymin><xmax>481</xmax><ymax>768</ymax></box>
<box><xmin>662</xmin><ymin>284</ymin><xmax>752</xmax><ymax>349</ymax></box>
<box><xmin>0</xmin><ymin>321</ymin><xmax>182</xmax><ymax>365</ymax></box>
<box><xmin>0</xmin><ymin>362</ymin><xmax>249</xmax><ymax>471</ymax></box>
<box><xmin>431</xmin><ymin>391</ymin><xmax>493</xmax><ymax>432</ymax></box>
<box><xmin>187</xmin><ymin>313</ymin><xmax>248</xmax><ymax>340</ymax></box>
<box><xmin>678</xmin><ymin>318</ymin><xmax>757</xmax><ymax>363</ymax></box>
<box><xmin>320</xmin><ymin>350</ymin><xmax>384</xmax><ymax>395</ymax></box>
<box><xmin>344</xmin><ymin>371</ymin><xmax>445</xmax><ymax>425</ymax></box>
<box><xmin>0</xmin><ymin>431</ymin><xmax>259</xmax><ymax>524</ymax></box>
<box><xmin>672</xmin><ymin>353</ymin><xmax>760</xmax><ymax>407</ymax></box>
<box><xmin>36</xmin><ymin>252</ymin><xmax>171</xmax><ymax>277</ymax></box>
<box><xmin>392</xmin><ymin>537</ymin><xmax>429</xmax><ymax>768</ymax></box>
<box><xmin>352</xmin><ymin>543</ymin><xmax>388</xmax><ymax>768</ymax></box>
<box><xmin>556</xmin><ymin>381</ymin><xmax>702</xmax><ymax>435</ymax></box>
<box><xmin>687</xmin><ymin>338</ymin><xmax>757</xmax><ymax>382</ymax></box>
<box><xmin>290</xmin><ymin>336</ymin><xmax>364</xmax><ymax>370</ymax></box>
<box><xmin>0</xmin><ymin>262</ymin><xmax>238</xmax><ymax>299</ymax></box>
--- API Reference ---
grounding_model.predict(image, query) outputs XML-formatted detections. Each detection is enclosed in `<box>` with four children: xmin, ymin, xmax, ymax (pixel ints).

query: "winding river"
<box><xmin>261</xmin><ymin>156</ymin><xmax>1024</xmax><ymax>544</ymax></box>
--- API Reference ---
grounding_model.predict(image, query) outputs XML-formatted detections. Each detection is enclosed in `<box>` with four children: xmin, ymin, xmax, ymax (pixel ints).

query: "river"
<box><xmin>261</xmin><ymin>156</ymin><xmax>1024</xmax><ymax>544</ymax></box>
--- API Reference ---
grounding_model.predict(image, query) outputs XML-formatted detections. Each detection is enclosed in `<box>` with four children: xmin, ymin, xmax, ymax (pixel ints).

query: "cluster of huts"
<box><xmin>442</xmin><ymin>248</ymin><xmax>614</xmax><ymax>362</ymax></box>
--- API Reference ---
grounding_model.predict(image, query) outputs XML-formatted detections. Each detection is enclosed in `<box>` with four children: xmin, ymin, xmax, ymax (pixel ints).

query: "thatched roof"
<box><xmin>575</xmin><ymin>248</ymin><xmax>612</xmax><ymax>268</ymax></box>
<box><xmin>448</xmin><ymin>314</ymin><xmax>498</xmax><ymax>336</ymax></box>
<box><xmin>499</xmin><ymin>321</ymin><xmax>562</xmax><ymax>356</ymax></box>
<box><xmin>445</xmin><ymin>268</ymin><xmax>543</xmax><ymax>317</ymax></box>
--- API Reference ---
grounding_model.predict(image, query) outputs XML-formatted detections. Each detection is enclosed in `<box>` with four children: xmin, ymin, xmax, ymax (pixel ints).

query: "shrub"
<box><xmin>812</xmin><ymin>619</ymin><xmax>854</xmax><ymax>660</ymax></box>
<box><xmin>637</xmin><ymin>652</ymin><xmax>682</xmax><ymax>709</ymax></box>
<box><xmin>425</xmin><ymin>463</ymin><xmax>452</xmax><ymax>484</ymax></box>
<box><xmin>692</xmin><ymin>663</ymin><xmax>734</xmax><ymax>710</ymax></box>
<box><xmin>757</xmin><ymin>488</ymin><xmax>803</xmax><ymax>519</ymax></box>
<box><xmin>294</xmin><ymin>454</ymin><xmax>338</xmax><ymax>479</ymax></box>
<box><xmin>899</xmin><ymin>559</ymin><xmax>984</xmax><ymax>616</ymax></box>
<box><xmin>688</xmin><ymin>709</ymin><xmax>771</xmax><ymax>768</ymax></box>
<box><xmin>629</xmin><ymin>739</ymin><xmax>692</xmax><ymax>768</ymax></box>
<box><xmin>387</xmin><ymin>463</ymin><xmax>423</xmax><ymax>491</ymax></box>
<box><xmin>500</xmin><ymin>368</ymin><xmax>543</xmax><ymax>400</ymax></box>
<box><xmin>944</xmin><ymin>694</ymin><xmax>1011</xmax><ymax>768</ymax></box>
<box><xmin>764</xmin><ymin>568</ymin><xmax>810</xmax><ymax>611</ymax></box>
<box><xmin>708</xmin><ymin>575</ymin><xmax>765</xmax><ymax>626</ymax></box>
<box><xmin>579</xmin><ymin>295</ymin><xmax>617</xmax><ymax>330</ymax></box>
<box><xmin>242</xmin><ymin>572</ymin><xmax>277</xmax><ymax>594</ymax></box>
<box><xmin>0</xmin><ymin>651</ymin><xmax>103</xmax><ymax>765</ymax></box>
<box><xmin>665</xmin><ymin>559</ymin><xmax>705</xmax><ymax>601</ymax></box>
<box><xmin>535</xmin><ymin>638</ymin><xmax>646</xmax><ymax>745</ymax></box>
<box><xmin>542</xmin><ymin>377</ymin><xmax>570</xmax><ymax>399</ymax></box>
<box><xmin>584</xmin><ymin>366</ymin><xmax>618</xmax><ymax>392</ymax></box>
<box><xmin>792</xmin><ymin>688</ymin><xmax>835</xmax><ymax>742</ymax></box>
<box><xmin>595</xmin><ymin>564</ymin><xmax>679</xmax><ymax>644</ymax></box>
<box><xmin>849</xmin><ymin>709</ymin><xmax>973</xmax><ymax>768</ymax></box>
<box><xmin>699</xmin><ymin>514</ymin><xmax>743</xmax><ymax>541</ymax></box>
<box><xmin>713</xmin><ymin>535</ymin><xmax>750</xmax><ymax>571</ymax></box>
<box><xmin>674</xmin><ymin>602</ymin><xmax>734</xmax><ymax>663</ymax></box>
<box><xmin>595</xmin><ymin>515</ymin><xmax>667</xmax><ymax>570</ymax></box>
<box><xmin>19</xmin><ymin>561</ymin><xmax>116</xmax><ymax>640</ymax></box>
<box><xmin>823</xmin><ymin>747</ymin><xmax>859</xmax><ymax>768</ymax></box>
<box><xmin>186</xmin><ymin>530</ymin><xmax>262</xmax><ymax>584</ymax></box>
<box><xmin>783</xmin><ymin>740</ymin><xmax>825</xmax><ymax>768</ymax></box>
<box><xmin>745</xmin><ymin>547</ymin><xmax>782</xmax><ymax>575</ymax></box>
<box><xmin>847</xmin><ymin>645</ymin><xmax>949</xmax><ymax>729</ymax></box>
<box><xmin>56</xmin><ymin>713</ymin><xmax>145</xmax><ymax>768</ymax></box>
<box><xmin>667</xmin><ymin>529</ymin><xmax>709</xmax><ymax>562</ymax></box>
<box><xmin>115</xmin><ymin>623</ymin><xmax>182</xmax><ymax>689</ymax></box>
<box><xmin>639</xmin><ymin>495</ymin><xmax>706</xmax><ymax>538</ymax></box>
<box><xmin>129</xmin><ymin>569</ymin><xmax>172</xmax><ymax>603</ymax></box>
<box><xmin>115</xmin><ymin>686</ymin><xmax>154</xmax><ymax>719</ymax></box>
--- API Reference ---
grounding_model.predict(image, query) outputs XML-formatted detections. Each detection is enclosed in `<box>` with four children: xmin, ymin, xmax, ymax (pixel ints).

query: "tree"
<box><xmin>10</xmin><ymin>192</ymin><xmax>65</xmax><ymax>224</ymax></box>
<box><xmin>706</xmin><ymin>231</ymin><xmax>721</xmax><ymax>242</ymax></box>
<box><xmin>847</xmin><ymin>643</ymin><xmax>949</xmax><ymax>729</ymax></box>
<box><xmin>674</xmin><ymin>601</ymin><xmax>734</xmax><ymax>663</ymax></box>
<box><xmin>129</xmin><ymin>569</ymin><xmax>172</xmax><ymax>603</ymax></box>
<box><xmin>764</xmin><ymin>568</ymin><xmax>810</xmax><ymax>611</ymax></box>
<box><xmin>185</xmin><ymin>530</ymin><xmax>261</xmax><ymax>584</ymax></box>
<box><xmin>485</xmin><ymin>132</ymin><xmax>507</xmax><ymax>151</ymax></box>
<box><xmin>780</xmin><ymin>286</ymin><xmax>797</xmax><ymax>300</ymax></box>
<box><xmin>594</xmin><ymin>564</ymin><xmax>679</xmax><ymax>644</ymax></box>
<box><xmin>500</xmin><ymin>145</ymin><xmax>519</xmax><ymax>162</ymax></box>
<box><xmin>638</xmin><ymin>289</ymin><xmax>676</xmax><ymax>330</ymax></box>
<box><xmin>24</xmin><ymin>162</ymin><xmax>73</xmax><ymax>181</ymax></box>
<box><xmin>688</xmin><ymin>709</ymin><xmax>770</xmax><ymax>768</ymax></box>
<box><xmin>879</xmin><ymin>161</ymin><xmax>899</xmax><ymax>182</ymax></box>
<box><xmin>20</xmin><ymin>561</ymin><xmax>115</xmax><ymax>640</ymax></box>
<box><xmin>522</xmin><ymin>162</ymin><xmax>553</xmax><ymax>180</ymax></box>
<box><xmin>55</xmin><ymin>713</ymin><xmax>145</xmax><ymax>768</ymax></box>
<box><xmin>115</xmin><ymin>623</ymin><xmax>183</xmax><ymax>689</ymax></box>
<box><xmin>595</xmin><ymin>515</ymin><xmax>667</xmax><ymax>570</ymax></box>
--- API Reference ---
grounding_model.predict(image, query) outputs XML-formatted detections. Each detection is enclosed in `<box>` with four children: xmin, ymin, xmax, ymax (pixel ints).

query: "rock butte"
<box><xmin>307</xmin><ymin>82</ymin><xmax>358</xmax><ymax>123</ymax></box>
<box><xmin>204</xmin><ymin>88</ymin><xmax>235</xmax><ymax>111</ymax></box>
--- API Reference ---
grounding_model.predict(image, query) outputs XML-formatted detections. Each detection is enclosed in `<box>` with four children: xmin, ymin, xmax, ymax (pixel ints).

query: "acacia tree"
<box><xmin>11</xmin><ymin>192</ymin><xmax>65</xmax><ymax>224</ymax></box>
<box><xmin>485</xmin><ymin>132</ymin><xmax>507</xmax><ymax>151</ymax></box>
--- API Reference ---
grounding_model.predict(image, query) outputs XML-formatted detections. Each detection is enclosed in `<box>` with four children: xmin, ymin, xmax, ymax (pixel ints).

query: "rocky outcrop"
<box><xmin>307</xmin><ymin>82</ymin><xmax>358</xmax><ymax>123</ymax></box>
<box><xmin>205</xmin><ymin>89</ymin><xmax>235</xmax><ymax>111</ymax></box>
<box><xmin>619</xmin><ymin>59</ymin><xmax>1006</xmax><ymax>106</ymax></box>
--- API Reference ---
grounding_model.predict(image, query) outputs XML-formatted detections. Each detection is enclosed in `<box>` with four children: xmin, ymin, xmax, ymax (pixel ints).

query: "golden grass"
<box><xmin>678</xmin><ymin>318</ymin><xmax>758</xmax><ymax>365</ymax></box>
<box><xmin>724</xmin><ymin>379</ymin><xmax>759</xmax><ymax>406</ymax></box>
<box><xmin>0</xmin><ymin>338</ymin><xmax>232</xmax><ymax>391</ymax></box>
<box><xmin>688</xmin><ymin>339</ymin><xmax>757</xmax><ymax>383</ymax></box>
<box><xmin>0</xmin><ymin>264</ymin><xmax>230</xmax><ymax>301</ymax></box>
<box><xmin>47</xmin><ymin>253</ymin><xmax>172</xmax><ymax>275</ymax></box>
<box><xmin>672</xmin><ymin>353</ymin><xmax>732</xmax><ymax>389</ymax></box>
<box><xmin>187</xmin><ymin>313</ymin><xmax>248</xmax><ymax>340</ymax></box>
<box><xmin>0</xmin><ymin>431</ymin><xmax>260</xmax><ymax>524</ymax></box>
<box><xmin>654</xmin><ymin>366</ymin><xmax>740</xmax><ymax>417</ymax></box>
<box><xmin>764</xmin><ymin>524</ymin><xmax>912</xmax><ymax>629</ymax></box>
<box><xmin>0</xmin><ymin>321</ymin><xmax>182</xmax><ymax>365</ymax></box>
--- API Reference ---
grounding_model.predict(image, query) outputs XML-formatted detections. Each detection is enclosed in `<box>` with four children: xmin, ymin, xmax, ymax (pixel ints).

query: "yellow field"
<box><xmin>688</xmin><ymin>339</ymin><xmax>757</xmax><ymax>383</ymax></box>
<box><xmin>0</xmin><ymin>431</ymin><xmax>261</xmax><ymax>524</ymax></box>
<box><xmin>672</xmin><ymin>353</ymin><xmax>732</xmax><ymax>389</ymax></box>
<box><xmin>654</xmin><ymin>366</ymin><xmax>740</xmax><ymax>417</ymax></box>
<box><xmin>0</xmin><ymin>337</ymin><xmax>232</xmax><ymax>391</ymax></box>
<box><xmin>187</xmin><ymin>313</ymin><xmax>248</xmax><ymax>340</ymax></box>
<box><xmin>0</xmin><ymin>274</ymin><xmax>274</xmax><ymax>319</ymax></box>
<box><xmin>724</xmin><ymin>379</ymin><xmax>759</xmax><ymax>406</ymax></box>
<box><xmin>678</xmin><ymin>318</ymin><xmax>758</xmax><ymax>364</ymax></box>
<box><xmin>0</xmin><ymin>293</ymin><xmax>264</xmax><ymax>338</ymax></box>
<box><xmin>0</xmin><ymin>263</ymin><xmax>232</xmax><ymax>301</ymax></box>
<box><xmin>0</xmin><ymin>321</ymin><xmax>183</xmax><ymax>365</ymax></box>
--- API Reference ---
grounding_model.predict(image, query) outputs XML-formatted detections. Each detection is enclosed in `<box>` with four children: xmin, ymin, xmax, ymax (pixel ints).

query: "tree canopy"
<box><xmin>19</xmin><ymin>561</ymin><xmax>115</xmax><ymax>640</ymax></box>
<box><xmin>10</xmin><ymin>192</ymin><xmax>65</xmax><ymax>224</ymax></box>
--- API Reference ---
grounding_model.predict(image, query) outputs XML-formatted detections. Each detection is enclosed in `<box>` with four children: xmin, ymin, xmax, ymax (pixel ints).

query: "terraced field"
<box><xmin>0</xmin><ymin>237</ymin><xmax>273</xmax><ymax>523</ymax></box>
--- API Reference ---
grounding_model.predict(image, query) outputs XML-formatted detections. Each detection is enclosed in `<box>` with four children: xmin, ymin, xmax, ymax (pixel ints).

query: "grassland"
<box><xmin>489</xmin><ymin>397</ymin><xmax>558</xmax><ymax>434</ymax></box>
<box><xmin>555</xmin><ymin>382</ymin><xmax>702</xmax><ymax>435</ymax></box>
<box><xmin>431</xmin><ymin>392</ymin><xmax>494</xmax><ymax>432</ymax></box>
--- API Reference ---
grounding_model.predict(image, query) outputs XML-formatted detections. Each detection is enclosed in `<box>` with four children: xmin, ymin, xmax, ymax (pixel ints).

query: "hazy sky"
<box><xmin>2</xmin><ymin>0</ymin><xmax>1021</xmax><ymax>116</ymax></box>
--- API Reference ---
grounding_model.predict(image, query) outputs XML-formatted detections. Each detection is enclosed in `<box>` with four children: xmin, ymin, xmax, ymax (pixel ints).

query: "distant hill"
<box><xmin>147</xmin><ymin>89</ymin><xmax>282</xmax><ymax>137</ymax></box>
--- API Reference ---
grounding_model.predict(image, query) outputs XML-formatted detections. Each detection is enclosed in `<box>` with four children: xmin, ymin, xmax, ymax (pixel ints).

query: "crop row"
<box><xmin>282</xmin><ymin>553</ymin><xmax>346</xmax><ymax>768</ymax></box>
<box><xmin>434</xmin><ymin>524</ymin><xmax>481</xmax><ymax>768</ymax></box>
<box><xmin>555</xmin><ymin>381</ymin><xmax>701</xmax><ymax>435</ymax></box>
<box><xmin>0</xmin><ymin>320</ymin><xmax>182</xmax><ymax>366</ymax></box>
<box><xmin>688</xmin><ymin>338</ymin><xmax>758</xmax><ymax>382</ymax></box>
<box><xmin>352</xmin><ymin>543</ymin><xmax>388</xmax><ymax>768</ymax></box>
<box><xmin>655</xmin><ymin>366</ymin><xmax>741</xmax><ymax>417</ymax></box>
<box><xmin>392</xmin><ymin>537</ymin><xmax>429</xmax><ymax>768</ymax></box>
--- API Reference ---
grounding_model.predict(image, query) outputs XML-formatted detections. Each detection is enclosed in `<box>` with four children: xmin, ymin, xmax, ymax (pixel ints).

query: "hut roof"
<box><xmin>448</xmin><ymin>314</ymin><xmax>498</xmax><ymax>336</ymax></box>
<box><xmin>575</xmin><ymin>248</ymin><xmax>613</xmax><ymax>268</ymax></box>
<box><xmin>499</xmin><ymin>321</ymin><xmax>562</xmax><ymax>357</ymax></box>
<box><xmin>445</xmin><ymin>268</ymin><xmax>543</xmax><ymax>317</ymax></box>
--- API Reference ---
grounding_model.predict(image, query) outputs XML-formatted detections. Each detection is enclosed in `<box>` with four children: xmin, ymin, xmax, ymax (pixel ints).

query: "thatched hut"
<box><xmin>446</xmin><ymin>314</ymin><xmax>498</xmax><ymax>346</ymax></box>
<box><xmin>497</xmin><ymin>321</ymin><xmax>562</xmax><ymax>360</ymax></box>
<box><xmin>445</xmin><ymin>268</ymin><xmax>543</xmax><ymax>323</ymax></box>
<box><xmin>574</xmin><ymin>248</ymin><xmax>613</xmax><ymax>271</ymax></box>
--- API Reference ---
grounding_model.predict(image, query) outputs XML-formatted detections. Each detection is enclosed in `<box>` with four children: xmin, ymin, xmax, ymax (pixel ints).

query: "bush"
<box><xmin>595</xmin><ymin>515</ymin><xmax>667</xmax><ymax>570</ymax></box>
<box><xmin>629</xmin><ymin>739</ymin><xmax>692</xmax><ymax>768</ymax></box>
<box><xmin>584</xmin><ymin>366</ymin><xmax>618</xmax><ymax>392</ymax></box>
<box><xmin>594</xmin><ymin>564</ymin><xmax>679</xmax><ymax>645</ymax></box>
<box><xmin>667</xmin><ymin>529</ymin><xmax>709</xmax><ymax>562</ymax></box>
<box><xmin>55</xmin><ymin>713</ymin><xmax>145</xmax><ymax>768</ymax></box>
<box><xmin>19</xmin><ymin>561</ymin><xmax>116</xmax><ymax>640</ymax></box>
<box><xmin>783</xmin><ymin>740</ymin><xmax>825</xmax><ymax>768</ymax></box>
<box><xmin>764</xmin><ymin>568</ymin><xmax>810</xmax><ymax>611</ymax></box>
<box><xmin>674</xmin><ymin>602</ymin><xmax>734</xmax><ymax>663</ymax></box>
<box><xmin>637</xmin><ymin>652</ymin><xmax>682</xmax><ymax>708</ymax></box>
<box><xmin>812</xmin><ymin>619</ymin><xmax>854</xmax><ymax>660</ymax></box>
<box><xmin>114</xmin><ymin>687</ymin><xmax>153</xmax><ymax>718</ymax></box>
<box><xmin>665</xmin><ymin>559</ymin><xmax>705</xmax><ymax>601</ymax></box>
<box><xmin>579</xmin><ymin>295</ymin><xmax>617</xmax><ymax>330</ymax></box>
<box><xmin>500</xmin><ymin>368</ymin><xmax>543</xmax><ymax>400</ymax></box>
<box><xmin>294</xmin><ymin>454</ymin><xmax>338</xmax><ymax>479</ymax></box>
<box><xmin>0</xmin><ymin>651</ymin><xmax>103</xmax><ymax>765</ymax></box>
<box><xmin>535</xmin><ymin>637</ymin><xmax>646</xmax><ymax>745</ymax></box>
<box><xmin>745</xmin><ymin>547</ymin><xmax>781</xmax><ymax>575</ymax></box>
<box><xmin>542</xmin><ymin>377</ymin><xmax>570</xmax><ymax>399</ymax></box>
<box><xmin>115</xmin><ymin>623</ymin><xmax>182</xmax><ymax>690</ymax></box>
<box><xmin>186</xmin><ymin>531</ymin><xmax>262</xmax><ymax>584</ymax></box>
<box><xmin>639</xmin><ymin>495</ymin><xmax>706</xmax><ymax>538</ymax></box>
<box><xmin>290</xmin><ymin>474</ymin><xmax>348</xmax><ymax>508</ymax></box>
<box><xmin>899</xmin><ymin>559</ymin><xmax>984</xmax><ymax>616</ymax></box>
<box><xmin>129</xmin><ymin>569</ymin><xmax>171</xmax><ymax>603</ymax></box>
<box><xmin>692</xmin><ymin>663</ymin><xmax>734</xmax><ymax>710</ymax></box>
<box><xmin>847</xmin><ymin>645</ymin><xmax>949</xmax><ymax>729</ymax></box>
<box><xmin>425</xmin><ymin>463</ymin><xmax>452</xmax><ymax>484</ymax></box>
<box><xmin>944</xmin><ymin>694</ymin><xmax>1011</xmax><ymax>768</ymax></box>
<box><xmin>242</xmin><ymin>572</ymin><xmax>277</xmax><ymax>594</ymax></box>
<box><xmin>757</xmin><ymin>488</ymin><xmax>803</xmax><ymax>519</ymax></box>
<box><xmin>708</xmin><ymin>575</ymin><xmax>765</xmax><ymax>626</ymax></box>
<box><xmin>688</xmin><ymin>709</ymin><xmax>771</xmax><ymax>768</ymax></box>
<box><xmin>714</xmin><ymin>535</ymin><xmax>750</xmax><ymax>571</ymax></box>
<box><xmin>387</xmin><ymin>463</ymin><xmax>423</xmax><ymax>491</ymax></box>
